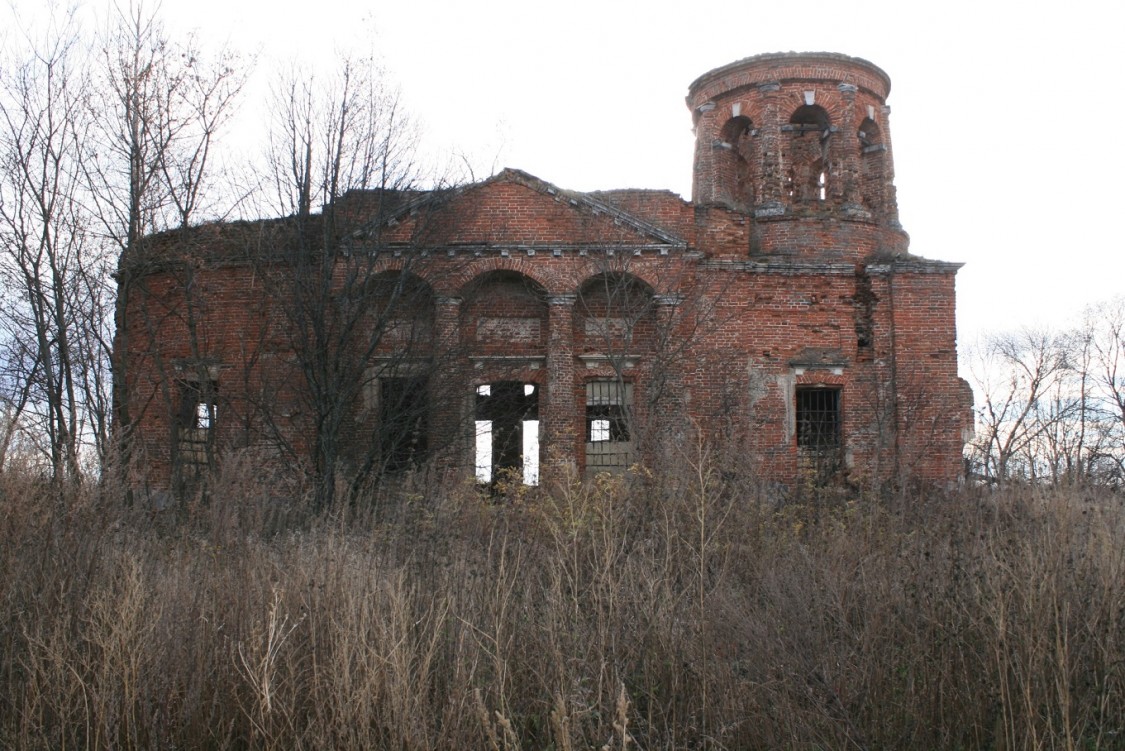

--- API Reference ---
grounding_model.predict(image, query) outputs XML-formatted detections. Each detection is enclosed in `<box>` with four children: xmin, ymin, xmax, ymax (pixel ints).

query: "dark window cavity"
<box><xmin>379</xmin><ymin>376</ymin><xmax>429</xmax><ymax>472</ymax></box>
<box><xmin>795</xmin><ymin>386</ymin><xmax>842</xmax><ymax>482</ymax></box>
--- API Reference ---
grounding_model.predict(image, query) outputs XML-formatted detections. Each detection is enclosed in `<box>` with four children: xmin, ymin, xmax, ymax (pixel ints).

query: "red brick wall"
<box><xmin>123</xmin><ymin>249</ymin><xmax>965</xmax><ymax>488</ymax></box>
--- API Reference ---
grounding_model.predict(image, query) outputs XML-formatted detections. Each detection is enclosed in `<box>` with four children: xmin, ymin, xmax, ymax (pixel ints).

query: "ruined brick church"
<box><xmin>121</xmin><ymin>52</ymin><xmax>973</xmax><ymax>496</ymax></box>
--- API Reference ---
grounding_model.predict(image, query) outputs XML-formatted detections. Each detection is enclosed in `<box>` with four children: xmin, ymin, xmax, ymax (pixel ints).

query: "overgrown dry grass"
<box><xmin>1</xmin><ymin>459</ymin><xmax>1122</xmax><ymax>749</ymax></box>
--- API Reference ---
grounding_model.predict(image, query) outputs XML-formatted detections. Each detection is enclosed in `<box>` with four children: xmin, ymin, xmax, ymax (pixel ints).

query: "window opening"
<box><xmin>795</xmin><ymin>386</ymin><xmax>842</xmax><ymax>480</ymax></box>
<box><xmin>585</xmin><ymin>381</ymin><xmax>634</xmax><ymax>475</ymax></box>
<box><xmin>379</xmin><ymin>376</ymin><xmax>428</xmax><ymax>472</ymax></box>
<box><xmin>785</xmin><ymin>105</ymin><xmax>831</xmax><ymax>204</ymax></box>
<box><xmin>718</xmin><ymin>115</ymin><xmax>755</xmax><ymax>207</ymax></box>
<box><xmin>475</xmin><ymin>381</ymin><xmax>539</xmax><ymax>486</ymax></box>
<box><xmin>176</xmin><ymin>379</ymin><xmax>218</xmax><ymax>469</ymax></box>
<box><xmin>195</xmin><ymin>401</ymin><xmax>214</xmax><ymax>430</ymax></box>
<box><xmin>858</xmin><ymin>117</ymin><xmax>885</xmax><ymax>212</ymax></box>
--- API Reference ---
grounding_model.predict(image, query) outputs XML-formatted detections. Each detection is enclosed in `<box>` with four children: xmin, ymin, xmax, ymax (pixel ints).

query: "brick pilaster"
<box><xmin>838</xmin><ymin>83</ymin><xmax>860</xmax><ymax>206</ymax></box>
<box><xmin>543</xmin><ymin>294</ymin><xmax>577</xmax><ymax>484</ymax></box>
<box><xmin>431</xmin><ymin>295</ymin><xmax>464</xmax><ymax>473</ymax></box>
<box><xmin>756</xmin><ymin>81</ymin><xmax>784</xmax><ymax>213</ymax></box>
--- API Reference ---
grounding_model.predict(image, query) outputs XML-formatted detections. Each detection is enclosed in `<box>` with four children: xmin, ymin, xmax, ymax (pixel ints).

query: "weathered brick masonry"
<box><xmin>120</xmin><ymin>52</ymin><xmax>973</xmax><ymax>493</ymax></box>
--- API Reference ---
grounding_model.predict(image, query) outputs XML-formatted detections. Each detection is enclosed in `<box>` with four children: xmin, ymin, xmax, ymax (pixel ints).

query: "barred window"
<box><xmin>585</xmin><ymin>381</ymin><xmax>634</xmax><ymax>475</ymax></box>
<box><xmin>795</xmin><ymin>386</ymin><xmax>842</xmax><ymax>482</ymax></box>
<box><xmin>795</xmin><ymin>387</ymin><xmax>841</xmax><ymax>451</ymax></box>
<box><xmin>176</xmin><ymin>379</ymin><xmax>218</xmax><ymax>469</ymax></box>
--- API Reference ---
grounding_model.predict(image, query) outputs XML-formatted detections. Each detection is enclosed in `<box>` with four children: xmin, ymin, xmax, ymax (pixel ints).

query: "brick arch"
<box><xmin>564</xmin><ymin>260</ymin><xmax>663</xmax><ymax>297</ymax></box>
<box><xmin>788</xmin><ymin>102</ymin><xmax>832</xmax><ymax>129</ymax></box>
<box><xmin>444</xmin><ymin>257</ymin><xmax>559</xmax><ymax>298</ymax></box>
<box><xmin>460</xmin><ymin>267</ymin><xmax>549</xmax><ymax>299</ymax></box>
<box><xmin>378</xmin><ymin>262</ymin><xmax>447</xmax><ymax>298</ymax></box>
<box><xmin>361</xmin><ymin>266</ymin><xmax>434</xmax><ymax>290</ymax></box>
<box><xmin>795</xmin><ymin>371</ymin><xmax>847</xmax><ymax>387</ymax></box>
<box><xmin>854</xmin><ymin>93</ymin><xmax>886</xmax><ymax>128</ymax></box>
<box><xmin>698</xmin><ymin>97</ymin><xmax>766</xmax><ymax>139</ymax></box>
<box><xmin>342</xmin><ymin>263</ymin><xmax>436</xmax><ymax>312</ymax></box>
<box><xmin>784</xmin><ymin>95</ymin><xmax>845</xmax><ymax>127</ymax></box>
<box><xmin>576</xmin><ymin>270</ymin><xmax>656</xmax><ymax>298</ymax></box>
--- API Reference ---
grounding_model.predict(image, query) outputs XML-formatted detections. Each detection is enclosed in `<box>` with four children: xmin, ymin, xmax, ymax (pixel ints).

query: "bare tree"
<box><xmin>0</xmin><ymin>10</ymin><xmax>98</xmax><ymax>481</ymax></box>
<box><xmin>965</xmin><ymin>307</ymin><xmax>1125</xmax><ymax>488</ymax></box>
<box><xmin>966</xmin><ymin>328</ymin><xmax>1074</xmax><ymax>485</ymax></box>
<box><xmin>1079</xmin><ymin>297</ymin><xmax>1125</xmax><ymax>484</ymax></box>
<box><xmin>83</xmin><ymin>3</ymin><xmax>245</xmax><ymax>485</ymax></box>
<box><xmin>258</xmin><ymin>54</ymin><xmax>439</xmax><ymax>510</ymax></box>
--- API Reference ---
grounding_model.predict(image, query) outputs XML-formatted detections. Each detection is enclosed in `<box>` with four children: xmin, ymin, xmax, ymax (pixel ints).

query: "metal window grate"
<box><xmin>796</xmin><ymin>387</ymin><xmax>840</xmax><ymax>451</ymax></box>
<box><xmin>585</xmin><ymin>381</ymin><xmax>634</xmax><ymax>473</ymax></box>
<box><xmin>796</xmin><ymin>386</ymin><xmax>842</xmax><ymax>483</ymax></box>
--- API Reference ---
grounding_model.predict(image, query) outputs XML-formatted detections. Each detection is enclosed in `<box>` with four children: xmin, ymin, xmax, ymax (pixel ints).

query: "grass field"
<box><xmin>1</xmin><ymin>463</ymin><xmax>1122</xmax><ymax>749</ymax></box>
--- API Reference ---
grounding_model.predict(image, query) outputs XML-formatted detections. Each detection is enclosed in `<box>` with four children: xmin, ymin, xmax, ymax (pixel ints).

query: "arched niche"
<box><xmin>460</xmin><ymin>270</ymin><xmax>549</xmax><ymax>489</ymax></box>
<box><xmin>343</xmin><ymin>270</ymin><xmax>436</xmax><ymax>476</ymax></box>
<box><xmin>459</xmin><ymin>270</ymin><xmax>549</xmax><ymax>354</ymax></box>
<box><xmin>354</xmin><ymin>270</ymin><xmax>436</xmax><ymax>354</ymax></box>
<box><xmin>575</xmin><ymin>272</ymin><xmax>657</xmax><ymax>356</ymax></box>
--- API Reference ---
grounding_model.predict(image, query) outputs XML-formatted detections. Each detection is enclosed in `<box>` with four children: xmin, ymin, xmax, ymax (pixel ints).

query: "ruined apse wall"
<box><xmin>119</xmin><ymin>52</ymin><xmax>971</xmax><ymax>493</ymax></box>
<box><xmin>119</xmin><ymin>221</ymin><xmax>312</xmax><ymax>491</ymax></box>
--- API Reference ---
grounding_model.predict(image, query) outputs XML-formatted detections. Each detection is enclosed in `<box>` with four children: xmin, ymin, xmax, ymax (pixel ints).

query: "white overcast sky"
<box><xmin>8</xmin><ymin>0</ymin><xmax>1123</xmax><ymax>344</ymax></box>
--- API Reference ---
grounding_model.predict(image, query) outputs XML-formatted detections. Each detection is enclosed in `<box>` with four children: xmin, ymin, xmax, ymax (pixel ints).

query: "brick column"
<box><xmin>543</xmin><ymin>294</ymin><xmax>577</xmax><ymax>485</ymax></box>
<box><xmin>431</xmin><ymin>295</ymin><xmax>464</xmax><ymax>475</ymax></box>
<box><xmin>646</xmin><ymin>293</ymin><xmax>685</xmax><ymax>452</ymax></box>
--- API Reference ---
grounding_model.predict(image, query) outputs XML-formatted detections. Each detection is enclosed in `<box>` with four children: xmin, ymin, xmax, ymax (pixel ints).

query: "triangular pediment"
<box><xmin>350</xmin><ymin>168</ymin><xmax>687</xmax><ymax>251</ymax></box>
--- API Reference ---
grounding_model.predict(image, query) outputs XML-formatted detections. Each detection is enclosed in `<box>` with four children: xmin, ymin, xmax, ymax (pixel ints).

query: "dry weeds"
<box><xmin>0</xmin><ymin>464</ymin><xmax>1122</xmax><ymax>749</ymax></box>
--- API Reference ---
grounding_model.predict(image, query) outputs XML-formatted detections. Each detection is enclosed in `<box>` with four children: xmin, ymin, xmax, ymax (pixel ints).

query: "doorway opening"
<box><xmin>475</xmin><ymin>382</ymin><xmax>540</xmax><ymax>486</ymax></box>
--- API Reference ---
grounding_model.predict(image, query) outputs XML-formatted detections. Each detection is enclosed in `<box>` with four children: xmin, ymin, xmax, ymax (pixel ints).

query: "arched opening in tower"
<box><xmin>858</xmin><ymin>117</ymin><xmax>886</xmax><ymax>213</ymax></box>
<box><xmin>784</xmin><ymin>104</ymin><xmax>832</xmax><ymax>205</ymax></box>
<box><xmin>717</xmin><ymin>115</ymin><xmax>755</xmax><ymax>209</ymax></box>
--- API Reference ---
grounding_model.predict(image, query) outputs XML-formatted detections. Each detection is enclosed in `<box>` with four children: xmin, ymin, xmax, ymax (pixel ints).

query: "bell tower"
<box><xmin>687</xmin><ymin>52</ymin><xmax>908</xmax><ymax>259</ymax></box>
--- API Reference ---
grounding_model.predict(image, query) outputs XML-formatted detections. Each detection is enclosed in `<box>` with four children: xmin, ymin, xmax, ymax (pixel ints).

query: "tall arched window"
<box><xmin>717</xmin><ymin>115</ymin><xmax>755</xmax><ymax>208</ymax></box>
<box><xmin>858</xmin><ymin>117</ymin><xmax>886</xmax><ymax>213</ymax></box>
<box><xmin>784</xmin><ymin>104</ymin><xmax>831</xmax><ymax>204</ymax></box>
